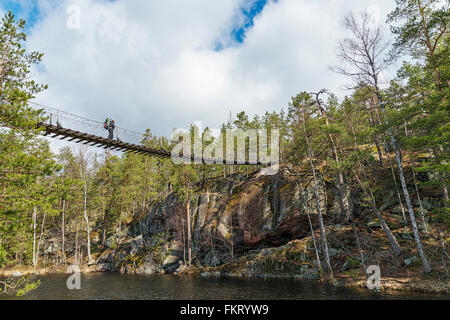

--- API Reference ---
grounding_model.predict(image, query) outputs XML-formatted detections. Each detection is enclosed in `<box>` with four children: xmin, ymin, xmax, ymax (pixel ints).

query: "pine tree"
<box><xmin>0</xmin><ymin>12</ymin><xmax>57</xmax><ymax>267</ymax></box>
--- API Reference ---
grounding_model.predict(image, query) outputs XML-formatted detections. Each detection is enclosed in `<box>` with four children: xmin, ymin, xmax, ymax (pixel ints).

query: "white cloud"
<box><xmin>21</xmin><ymin>0</ymin><xmax>395</xmax><ymax>146</ymax></box>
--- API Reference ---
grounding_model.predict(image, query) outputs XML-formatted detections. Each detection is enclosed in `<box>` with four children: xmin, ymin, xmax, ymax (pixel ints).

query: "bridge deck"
<box><xmin>41</xmin><ymin>123</ymin><xmax>172</xmax><ymax>158</ymax></box>
<box><xmin>40</xmin><ymin>123</ymin><xmax>261</xmax><ymax>165</ymax></box>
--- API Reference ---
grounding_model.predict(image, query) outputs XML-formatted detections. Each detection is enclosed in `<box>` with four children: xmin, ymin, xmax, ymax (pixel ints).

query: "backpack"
<box><xmin>104</xmin><ymin>118</ymin><xmax>109</xmax><ymax>129</ymax></box>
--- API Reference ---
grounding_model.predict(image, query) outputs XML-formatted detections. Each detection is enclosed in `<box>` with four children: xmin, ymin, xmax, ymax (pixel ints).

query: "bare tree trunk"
<box><xmin>370</xmin><ymin>197</ymin><xmax>402</xmax><ymax>256</ymax></box>
<box><xmin>301</xmin><ymin>109</ymin><xmax>334</xmax><ymax>280</ymax></box>
<box><xmin>230</xmin><ymin>212</ymin><xmax>234</xmax><ymax>261</ymax></box>
<box><xmin>75</xmin><ymin>221</ymin><xmax>79</xmax><ymax>265</ymax></box>
<box><xmin>346</xmin><ymin>108</ymin><xmax>392</xmax><ymax>264</ymax></box>
<box><xmin>117</xmin><ymin>218</ymin><xmax>122</xmax><ymax>246</ymax></box>
<box><xmin>32</xmin><ymin>207</ymin><xmax>37</xmax><ymax>267</ymax></box>
<box><xmin>333</xmin><ymin>11</ymin><xmax>430</xmax><ymax>272</ymax></box>
<box><xmin>354</xmin><ymin>173</ymin><xmax>402</xmax><ymax>255</ymax></box>
<box><xmin>404</xmin><ymin>122</ymin><xmax>428</xmax><ymax>233</ymax></box>
<box><xmin>61</xmin><ymin>199</ymin><xmax>66</xmax><ymax>265</ymax></box>
<box><xmin>441</xmin><ymin>177</ymin><xmax>449</xmax><ymax>202</ymax></box>
<box><xmin>181</xmin><ymin>216</ymin><xmax>186</xmax><ymax>266</ymax></box>
<box><xmin>374</xmin><ymin>135</ymin><xmax>383</xmax><ymax>167</ymax></box>
<box><xmin>80</xmin><ymin>163</ymin><xmax>94</xmax><ymax>264</ymax></box>
<box><xmin>101</xmin><ymin>208</ymin><xmax>109</xmax><ymax>247</ymax></box>
<box><xmin>409</xmin><ymin>157</ymin><xmax>428</xmax><ymax>233</ymax></box>
<box><xmin>299</xmin><ymin>178</ymin><xmax>322</xmax><ymax>275</ymax></box>
<box><xmin>79</xmin><ymin>247</ymin><xmax>84</xmax><ymax>266</ymax></box>
<box><xmin>337</xmin><ymin>171</ymin><xmax>352</xmax><ymax>223</ymax></box>
<box><xmin>385</xmin><ymin>142</ymin><xmax>407</xmax><ymax>224</ymax></box>
<box><xmin>314</xmin><ymin>91</ymin><xmax>352</xmax><ymax>223</ymax></box>
<box><xmin>184</xmin><ymin>164</ymin><xmax>192</xmax><ymax>266</ymax></box>
<box><xmin>83</xmin><ymin>183</ymin><xmax>93</xmax><ymax>263</ymax></box>
<box><xmin>35</xmin><ymin>211</ymin><xmax>46</xmax><ymax>266</ymax></box>
<box><xmin>186</xmin><ymin>200</ymin><xmax>191</xmax><ymax>266</ymax></box>
<box><xmin>379</xmin><ymin>94</ymin><xmax>431</xmax><ymax>272</ymax></box>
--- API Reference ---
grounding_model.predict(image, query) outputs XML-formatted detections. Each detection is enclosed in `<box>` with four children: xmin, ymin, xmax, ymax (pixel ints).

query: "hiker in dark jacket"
<box><xmin>104</xmin><ymin>118</ymin><xmax>115</xmax><ymax>140</ymax></box>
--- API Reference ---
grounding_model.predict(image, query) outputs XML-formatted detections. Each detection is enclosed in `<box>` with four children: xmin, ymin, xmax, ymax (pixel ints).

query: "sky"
<box><xmin>1</xmin><ymin>0</ymin><xmax>397</xmax><ymax>148</ymax></box>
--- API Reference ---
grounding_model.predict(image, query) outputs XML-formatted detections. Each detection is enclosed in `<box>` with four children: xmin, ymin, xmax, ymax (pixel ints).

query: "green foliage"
<box><xmin>0</xmin><ymin>244</ymin><xmax>7</xmax><ymax>267</ymax></box>
<box><xmin>0</xmin><ymin>277</ymin><xmax>40</xmax><ymax>296</ymax></box>
<box><xmin>345</xmin><ymin>257</ymin><xmax>361</xmax><ymax>270</ymax></box>
<box><xmin>343</xmin><ymin>268</ymin><xmax>362</xmax><ymax>280</ymax></box>
<box><xmin>434</xmin><ymin>207</ymin><xmax>450</xmax><ymax>228</ymax></box>
<box><xmin>148</xmin><ymin>232</ymin><xmax>171</xmax><ymax>264</ymax></box>
<box><xmin>0</xmin><ymin>11</ymin><xmax>57</xmax><ymax>266</ymax></box>
<box><xmin>16</xmin><ymin>279</ymin><xmax>40</xmax><ymax>297</ymax></box>
<box><xmin>387</xmin><ymin>0</ymin><xmax>449</xmax><ymax>61</ymax></box>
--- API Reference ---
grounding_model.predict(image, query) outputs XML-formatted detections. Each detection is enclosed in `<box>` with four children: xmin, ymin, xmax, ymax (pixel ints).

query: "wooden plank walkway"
<box><xmin>40</xmin><ymin>123</ymin><xmax>261</xmax><ymax>165</ymax></box>
<box><xmin>41</xmin><ymin>123</ymin><xmax>172</xmax><ymax>158</ymax></box>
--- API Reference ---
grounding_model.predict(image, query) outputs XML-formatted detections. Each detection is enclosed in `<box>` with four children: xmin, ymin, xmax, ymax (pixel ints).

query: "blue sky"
<box><xmin>0</xmin><ymin>0</ymin><xmax>41</xmax><ymax>30</ymax></box>
<box><xmin>213</xmin><ymin>0</ymin><xmax>276</xmax><ymax>51</ymax></box>
<box><xmin>230</xmin><ymin>0</ymin><xmax>274</xmax><ymax>44</ymax></box>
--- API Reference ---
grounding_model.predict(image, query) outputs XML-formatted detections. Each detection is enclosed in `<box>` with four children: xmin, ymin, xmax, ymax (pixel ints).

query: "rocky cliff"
<box><xmin>95</xmin><ymin>164</ymin><xmax>449</xmax><ymax>294</ymax></box>
<box><xmin>97</xmin><ymin>165</ymin><xmax>345</xmax><ymax>275</ymax></box>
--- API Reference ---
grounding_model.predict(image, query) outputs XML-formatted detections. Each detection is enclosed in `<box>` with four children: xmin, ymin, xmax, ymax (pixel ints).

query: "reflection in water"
<box><xmin>3</xmin><ymin>273</ymin><xmax>449</xmax><ymax>300</ymax></box>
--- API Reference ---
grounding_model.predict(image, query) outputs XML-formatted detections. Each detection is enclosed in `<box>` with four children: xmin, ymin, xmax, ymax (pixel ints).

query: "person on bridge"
<box><xmin>104</xmin><ymin>118</ymin><xmax>115</xmax><ymax>140</ymax></box>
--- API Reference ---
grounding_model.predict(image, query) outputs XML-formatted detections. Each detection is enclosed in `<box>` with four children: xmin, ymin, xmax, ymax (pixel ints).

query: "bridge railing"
<box><xmin>27</xmin><ymin>102</ymin><xmax>267</xmax><ymax>166</ymax></box>
<box><xmin>29</xmin><ymin>102</ymin><xmax>147</xmax><ymax>146</ymax></box>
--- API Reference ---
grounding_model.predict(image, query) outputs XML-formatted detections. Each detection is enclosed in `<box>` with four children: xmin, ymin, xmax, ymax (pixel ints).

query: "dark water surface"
<box><xmin>3</xmin><ymin>273</ymin><xmax>450</xmax><ymax>300</ymax></box>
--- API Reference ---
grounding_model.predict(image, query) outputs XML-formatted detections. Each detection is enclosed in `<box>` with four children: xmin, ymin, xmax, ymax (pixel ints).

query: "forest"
<box><xmin>0</xmin><ymin>0</ymin><xmax>449</xmax><ymax>295</ymax></box>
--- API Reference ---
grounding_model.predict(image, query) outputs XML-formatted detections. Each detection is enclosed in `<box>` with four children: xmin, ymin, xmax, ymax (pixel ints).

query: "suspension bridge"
<box><xmin>24</xmin><ymin>102</ymin><xmax>262</xmax><ymax>165</ymax></box>
<box><xmin>32</xmin><ymin>102</ymin><xmax>172</xmax><ymax>159</ymax></box>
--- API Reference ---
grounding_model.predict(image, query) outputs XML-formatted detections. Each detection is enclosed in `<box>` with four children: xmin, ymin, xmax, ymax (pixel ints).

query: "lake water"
<box><xmin>3</xmin><ymin>273</ymin><xmax>449</xmax><ymax>300</ymax></box>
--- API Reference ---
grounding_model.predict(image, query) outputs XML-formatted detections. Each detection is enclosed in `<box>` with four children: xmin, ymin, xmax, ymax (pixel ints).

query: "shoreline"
<box><xmin>2</xmin><ymin>266</ymin><xmax>449</xmax><ymax>295</ymax></box>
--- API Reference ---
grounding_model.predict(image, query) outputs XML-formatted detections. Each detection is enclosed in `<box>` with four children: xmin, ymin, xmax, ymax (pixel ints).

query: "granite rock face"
<box><xmin>97</xmin><ymin>165</ymin><xmax>343</xmax><ymax>273</ymax></box>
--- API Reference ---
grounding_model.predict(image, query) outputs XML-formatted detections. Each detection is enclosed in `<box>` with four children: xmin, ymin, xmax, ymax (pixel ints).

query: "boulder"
<box><xmin>143</xmin><ymin>265</ymin><xmax>158</xmax><ymax>274</ymax></box>
<box><xmin>162</xmin><ymin>255</ymin><xmax>180</xmax><ymax>273</ymax></box>
<box><xmin>96</xmin><ymin>262</ymin><xmax>114</xmax><ymax>272</ymax></box>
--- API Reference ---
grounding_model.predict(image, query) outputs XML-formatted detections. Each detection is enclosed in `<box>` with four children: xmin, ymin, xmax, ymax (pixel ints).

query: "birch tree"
<box><xmin>333</xmin><ymin>11</ymin><xmax>431</xmax><ymax>272</ymax></box>
<box><xmin>78</xmin><ymin>147</ymin><xmax>94</xmax><ymax>265</ymax></box>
